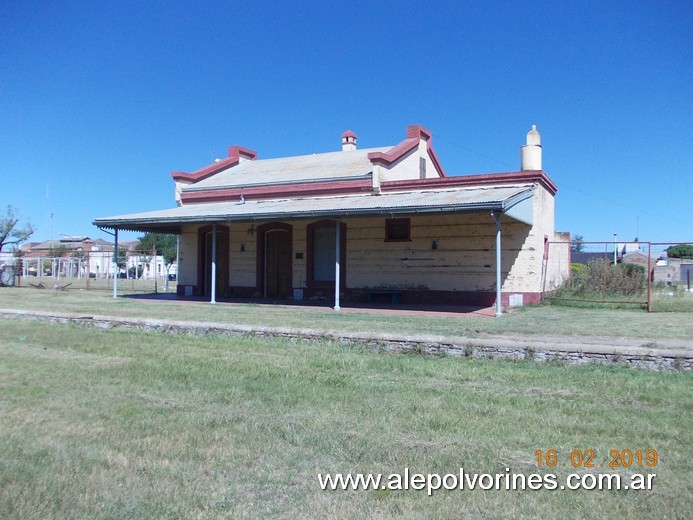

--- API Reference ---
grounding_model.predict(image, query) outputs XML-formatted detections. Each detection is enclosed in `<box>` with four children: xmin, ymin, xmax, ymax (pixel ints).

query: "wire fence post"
<box><xmin>86</xmin><ymin>250</ymin><xmax>91</xmax><ymax>290</ymax></box>
<box><xmin>602</xmin><ymin>242</ymin><xmax>607</xmax><ymax>302</ymax></box>
<box><xmin>647</xmin><ymin>242</ymin><xmax>652</xmax><ymax>312</ymax></box>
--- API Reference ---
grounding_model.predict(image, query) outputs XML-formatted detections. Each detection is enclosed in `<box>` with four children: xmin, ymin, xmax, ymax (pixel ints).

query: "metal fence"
<box><xmin>12</xmin><ymin>249</ymin><xmax>177</xmax><ymax>293</ymax></box>
<box><xmin>544</xmin><ymin>241</ymin><xmax>693</xmax><ymax>312</ymax></box>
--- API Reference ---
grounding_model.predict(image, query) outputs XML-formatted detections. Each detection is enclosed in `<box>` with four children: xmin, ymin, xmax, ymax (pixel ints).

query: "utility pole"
<box><xmin>613</xmin><ymin>233</ymin><xmax>618</xmax><ymax>266</ymax></box>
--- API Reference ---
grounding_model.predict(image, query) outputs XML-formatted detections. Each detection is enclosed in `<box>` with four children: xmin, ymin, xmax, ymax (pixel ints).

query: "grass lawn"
<box><xmin>1</xmin><ymin>286</ymin><xmax>692</xmax><ymax>342</ymax></box>
<box><xmin>0</xmin><ymin>318</ymin><xmax>690</xmax><ymax>519</ymax></box>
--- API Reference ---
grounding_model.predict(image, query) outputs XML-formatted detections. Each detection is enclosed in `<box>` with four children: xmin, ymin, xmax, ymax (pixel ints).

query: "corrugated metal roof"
<box><xmin>94</xmin><ymin>185</ymin><xmax>535</xmax><ymax>231</ymax></box>
<box><xmin>183</xmin><ymin>147</ymin><xmax>389</xmax><ymax>191</ymax></box>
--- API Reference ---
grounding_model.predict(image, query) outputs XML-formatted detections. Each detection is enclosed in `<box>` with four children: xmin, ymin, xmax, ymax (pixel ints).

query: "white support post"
<box><xmin>113</xmin><ymin>228</ymin><xmax>118</xmax><ymax>299</ymax></box>
<box><xmin>334</xmin><ymin>221</ymin><xmax>341</xmax><ymax>311</ymax></box>
<box><xmin>493</xmin><ymin>213</ymin><xmax>502</xmax><ymax>317</ymax></box>
<box><xmin>210</xmin><ymin>223</ymin><xmax>217</xmax><ymax>304</ymax></box>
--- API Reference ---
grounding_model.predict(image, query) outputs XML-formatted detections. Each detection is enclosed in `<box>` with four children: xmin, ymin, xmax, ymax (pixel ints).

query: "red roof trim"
<box><xmin>367</xmin><ymin>124</ymin><xmax>445</xmax><ymax>177</ymax></box>
<box><xmin>367</xmin><ymin>137</ymin><xmax>418</xmax><ymax>165</ymax></box>
<box><xmin>426</xmin><ymin>140</ymin><xmax>446</xmax><ymax>178</ymax></box>
<box><xmin>228</xmin><ymin>146</ymin><xmax>257</xmax><ymax>160</ymax></box>
<box><xmin>408</xmin><ymin>124</ymin><xmax>445</xmax><ymax>177</ymax></box>
<box><xmin>171</xmin><ymin>145</ymin><xmax>258</xmax><ymax>183</ymax></box>
<box><xmin>171</xmin><ymin>157</ymin><xmax>236</xmax><ymax>183</ymax></box>
<box><xmin>381</xmin><ymin>170</ymin><xmax>558</xmax><ymax>196</ymax></box>
<box><xmin>180</xmin><ymin>179</ymin><xmax>373</xmax><ymax>203</ymax></box>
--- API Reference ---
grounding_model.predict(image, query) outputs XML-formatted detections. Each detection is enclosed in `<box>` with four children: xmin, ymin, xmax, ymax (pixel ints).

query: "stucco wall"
<box><xmin>546</xmin><ymin>231</ymin><xmax>571</xmax><ymax>291</ymax></box>
<box><xmin>176</xmin><ymin>226</ymin><xmax>198</xmax><ymax>286</ymax></box>
<box><xmin>178</xmin><ymin>215</ymin><xmax>533</xmax><ymax>294</ymax></box>
<box><xmin>378</xmin><ymin>140</ymin><xmax>439</xmax><ymax>183</ymax></box>
<box><xmin>341</xmin><ymin>213</ymin><xmax>528</xmax><ymax>292</ymax></box>
<box><xmin>175</xmin><ymin>183</ymin><xmax>558</xmax><ymax>302</ymax></box>
<box><xmin>229</xmin><ymin>222</ymin><xmax>257</xmax><ymax>287</ymax></box>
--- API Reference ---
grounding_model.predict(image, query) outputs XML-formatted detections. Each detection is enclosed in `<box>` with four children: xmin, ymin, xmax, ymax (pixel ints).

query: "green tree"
<box><xmin>116</xmin><ymin>246</ymin><xmax>128</xmax><ymax>269</ymax></box>
<box><xmin>0</xmin><ymin>205</ymin><xmax>34</xmax><ymax>252</ymax></box>
<box><xmin>666</xmin><ymin>244</ymin><xmax>693</xmax><ymax>259</ymax></box>
<box><xmin>570</xmin><ymin>234</ymin><xmax>585</xmax><ymax>253</ymax></box>
<box><xmin>105</xmin><ymin>246</ymin><xmax>129</xmax><ymax>274</ymax></box>
<box><xmin>135</xmin><ymin>233</ymin><xmax>177</xmax><ymax>266</ymax></box>
<box><xmin>135</xmin><ymin>233</ymin><xmax>178</xmax><ymax>289</ymax></box>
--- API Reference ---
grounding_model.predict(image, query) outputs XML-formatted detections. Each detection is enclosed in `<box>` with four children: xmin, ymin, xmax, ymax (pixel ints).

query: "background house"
<box><xmin>617</xmin><ymin>249</ymin><xmax>693</xmax><ymax>287</ymax></box>
<box><xmin>20</xmin><ymin>236</ymin><xmax>116</xmax><ymax>278</ymax></box>
<box><xmin>94</xmin><ymin>125</ymin><xmax>569</xmax><ymax>312</ymax></box>
<box><xmin>653</xmin><ymin>254</ymin><xmax>693</xmax><ymax>286</ymax></box>
<box><xmin>18</xmin><ymin>236</ymin><xmax>176</xmax><ymax>280</ymax></box>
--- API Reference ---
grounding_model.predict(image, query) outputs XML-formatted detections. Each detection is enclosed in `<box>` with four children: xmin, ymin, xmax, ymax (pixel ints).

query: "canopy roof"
<box><xmin>93</xmin><ymin>184</ymin><xmax>535</xmax><ymax>233</ymax></box>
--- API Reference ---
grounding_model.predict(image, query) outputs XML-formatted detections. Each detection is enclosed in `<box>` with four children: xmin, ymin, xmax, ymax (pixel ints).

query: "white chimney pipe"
<box><xmin>521</xmin><ymin>124</ymin><xmax>542</xmax><ymax>171</ymax></box>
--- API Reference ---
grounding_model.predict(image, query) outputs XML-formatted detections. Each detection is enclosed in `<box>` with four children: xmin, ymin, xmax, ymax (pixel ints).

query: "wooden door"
<box><xmin>265</xmin><ymin>229</ymin><xmax>291</xmax><ymax>298</ymax></box>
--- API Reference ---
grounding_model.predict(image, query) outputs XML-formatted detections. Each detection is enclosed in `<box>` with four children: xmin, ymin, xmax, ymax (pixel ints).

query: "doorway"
<box><xmin>197</xmin><ymin>225</ymin><xmax>229</xmax><ymax>298</ymax></box>
<box><xmin>257</xmin><ymin>223</ymin><xmax>292</xmax><ymax>298</ymax></box>
<box><xmin>306</xmin><ymin>220</ymin><xmax>346</xmax><ymax>289</ymax></box>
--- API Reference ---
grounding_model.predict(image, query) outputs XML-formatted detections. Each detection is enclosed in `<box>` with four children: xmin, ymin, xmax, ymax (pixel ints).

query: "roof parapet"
<box><xmin>171</xmin><ymin>145</ymin><xmax>257</xmax><ymax>183</ymax></box>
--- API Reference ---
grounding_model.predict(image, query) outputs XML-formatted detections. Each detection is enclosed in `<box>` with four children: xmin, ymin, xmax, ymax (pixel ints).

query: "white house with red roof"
<box><xmin>94</xmin><ymin>125</ymin><xmax>569</xmax><ymax>314</ymax></box>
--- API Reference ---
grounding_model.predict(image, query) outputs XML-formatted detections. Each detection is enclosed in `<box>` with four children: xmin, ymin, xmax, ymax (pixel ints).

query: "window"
<box><xmin>385</xmin><ymin>218</ymin><xmax>411</xmax><ymax>241</ymax></box>
<box><xmin>419</xmin><ymin>157</ymin><xmax>426</xmax><ymax>179</ymax></box>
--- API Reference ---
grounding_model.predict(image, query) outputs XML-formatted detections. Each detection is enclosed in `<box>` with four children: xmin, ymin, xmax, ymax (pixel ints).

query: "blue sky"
<box><xmin>2</xmin><ymin>0</ymin><xmax>691</xmax><ymax>245</ymax></box>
